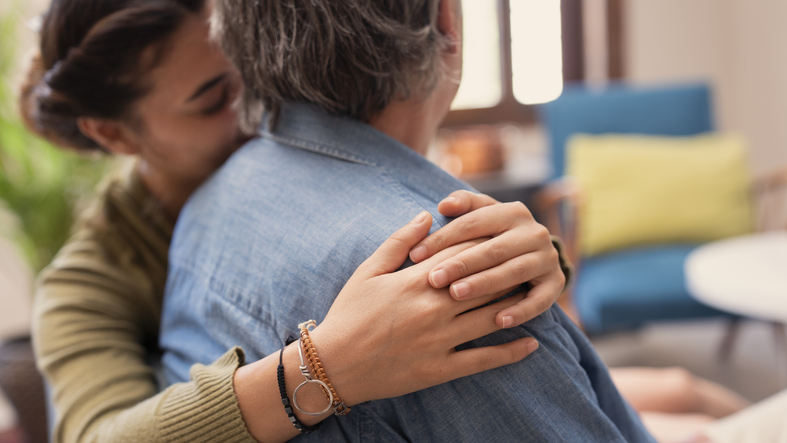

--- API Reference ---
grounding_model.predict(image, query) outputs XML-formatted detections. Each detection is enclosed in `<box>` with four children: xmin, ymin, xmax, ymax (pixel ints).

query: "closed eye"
<box><xmin>188</xmin><ymin>74</ymin><xmax>226</xmax><ymax>102</ymax></box>
<box><xmin>200</xmin><ymin>83</ymin><xmax>230</xmax><ymax>116</ymax></box>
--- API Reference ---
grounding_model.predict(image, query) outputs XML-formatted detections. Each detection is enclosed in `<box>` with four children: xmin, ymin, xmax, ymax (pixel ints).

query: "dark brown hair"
<box><xmin>213</xmin><ymin>0</ymin><xmax>450</xmax><ymax>128</ymax></box>
<box><xmin>20</xmin><ymin>0</ymin><xmax>205</xmax><ymax>151</ymax></box>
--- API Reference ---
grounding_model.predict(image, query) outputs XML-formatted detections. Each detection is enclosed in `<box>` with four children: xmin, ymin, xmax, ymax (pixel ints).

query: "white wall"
<box><xmin>625</xmin><ymin>0</ymin><xmax>787</xmax><ymax>174</ymax></box>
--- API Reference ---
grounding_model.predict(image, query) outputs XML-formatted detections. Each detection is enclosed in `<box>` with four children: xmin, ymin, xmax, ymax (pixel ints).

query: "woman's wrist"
<box><xmin>306</xmin><ymin>325</ymin><xmax>367</xmax><ymax>407</ymax></box>
<box><xmin>232</xmin><ymin>343</ymin><xmax>333</xmax><ymax>443</ymax></box>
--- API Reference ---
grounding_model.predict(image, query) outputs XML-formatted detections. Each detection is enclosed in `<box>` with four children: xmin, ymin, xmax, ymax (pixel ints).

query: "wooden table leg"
<box><xmin>773</xmin><ymin>322</ymin><xmax>787</xmax><ymax>388</ymax></box>
<box><xmin>718</xmin><ymin>317</ymin><xmax>741</xmax><ymax>363</ymax></box>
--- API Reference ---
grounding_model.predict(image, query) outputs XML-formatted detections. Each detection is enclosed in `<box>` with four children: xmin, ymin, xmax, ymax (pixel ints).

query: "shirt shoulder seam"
<box><xmin>261</xmin><ymin>131</ymin><xmax>377</xmax><ymax>167</ymax></box>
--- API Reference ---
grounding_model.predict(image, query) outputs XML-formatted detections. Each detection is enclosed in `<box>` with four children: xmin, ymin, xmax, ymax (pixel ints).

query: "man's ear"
<box><xmin>437</xmin><ymin>0</ymin><xmax>462</xmax><ymax>54</ymax></box>
<box><xmin>77</xmin><ymin>117</ymin><xmax>140</xmax><ymax>155</ymax></box>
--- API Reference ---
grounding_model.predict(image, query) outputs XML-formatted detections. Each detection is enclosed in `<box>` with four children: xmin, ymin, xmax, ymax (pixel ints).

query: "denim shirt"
<box><xmin>161</xmin><ymin>102</ymin><xmax>654</xmax><ymax>442</ymax></box>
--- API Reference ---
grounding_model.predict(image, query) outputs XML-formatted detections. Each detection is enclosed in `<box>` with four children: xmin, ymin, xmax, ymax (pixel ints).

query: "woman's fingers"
<box><xmin>410</xmin><ymin>201</ymin><xmax>530</xmax><ymax>263</ymax></box>
<box><xmin>403</xmin><ymin>237</ymin><xmax>489</xmax><ymax>279</ymax></box>
<box><xmin>427</xmin><ymin>227</ymin><xmax>550</xmax><ymax>295</ymax></box>
<box><xmin>449</xmin><ymin>283</ymin><xmax>523</xmax><ymax>317</ymax></box>
<box><xmin>494</xmin><ymin>273</ymin><xmax>565</xmax><ymax>328</ymax></box>
<box><xmin>443</xmin><ymin>246</ymin><xmax>557</xmax><ymax>301</ymax></box>
<box><xmin>359</xmin><ymin>211</ymin><xmax>432</xmax><ymax>277</ymax></box>
<box><xmin>446</xmin><ymin>336</ymin><xmax>539</xmax><ymax>381</ymax></box>
<box><xmin>447</xmin><ymin>293</ymin><xmax>526</xmax><ymax>346</ymax></box>
<box><xmin>436</xmin><ymin>190</ymin><xmax>499</xmax><ymax>218</ymax></box>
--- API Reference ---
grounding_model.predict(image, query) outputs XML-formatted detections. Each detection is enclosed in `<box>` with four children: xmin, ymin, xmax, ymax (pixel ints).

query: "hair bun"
<box><xmin>18</xmin><ymin>53</ymin><xmax>101</xmax><ymax>151</ymax></box>
<box><xmin>19</xmin><ymin>0</ymin><xmax>204</xmax><ymax>153</ymax></box>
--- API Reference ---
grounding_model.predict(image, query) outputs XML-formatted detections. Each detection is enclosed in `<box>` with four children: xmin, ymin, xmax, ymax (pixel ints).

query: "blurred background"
<box><xmin>435</xmin><ymin>3</ymin><xmax>787</xmax><ymax>435</ymax></box>
<box><xmin>1</xmin><ymin>0</ymin><xmax>786</xmax><ymax>442</ymax></box>
<box><xmin>435</xmin><ymin>0</ymin><xmax>787</xmax><ymax>419</ymax></box>
<box><xmin>1</xmin><ymin>1</ymin><xmax>108</xmax><ymax>441</ymax></box>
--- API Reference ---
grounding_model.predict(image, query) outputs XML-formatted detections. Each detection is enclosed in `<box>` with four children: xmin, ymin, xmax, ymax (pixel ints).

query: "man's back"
<box><xmin>161</xmin><ymin>102</ymin><xmax>654</xmax><ymax>442</ymax></box>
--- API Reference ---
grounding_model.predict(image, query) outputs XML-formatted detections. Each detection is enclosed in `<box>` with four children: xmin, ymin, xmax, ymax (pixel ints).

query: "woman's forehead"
<box><xmin>145</xmin><ymin>12</ymin><xmax>229</xmax><ymax>106</ymax></box>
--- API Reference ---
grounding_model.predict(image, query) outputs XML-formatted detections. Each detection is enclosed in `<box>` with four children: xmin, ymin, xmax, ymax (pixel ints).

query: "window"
<box><xmin>443</xmin><ymin>0</ymin><xmax>586</xmax><ymax>127</ymax></box>
<box><xmin>451</xmin><ymin>1</ymin><xmax>502</xmax><ymax>110</ymax></box>
<box><xmin>510</xmin><ymin>0</ymin><xmax>564</xmax><ymax>105</ymax></box>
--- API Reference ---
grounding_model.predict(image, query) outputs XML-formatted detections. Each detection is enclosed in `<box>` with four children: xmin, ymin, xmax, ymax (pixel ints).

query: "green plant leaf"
<box><xmin>0</xmin><ymin>2</ymin><xmax>109</xmax><ymax>272</ymax></box>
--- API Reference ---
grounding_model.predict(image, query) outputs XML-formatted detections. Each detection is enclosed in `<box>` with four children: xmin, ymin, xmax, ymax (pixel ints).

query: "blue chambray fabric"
<box><xmin>161</xmin><ymin>102</ymin><xmax>655</xmax><ymax>442</ymax></box>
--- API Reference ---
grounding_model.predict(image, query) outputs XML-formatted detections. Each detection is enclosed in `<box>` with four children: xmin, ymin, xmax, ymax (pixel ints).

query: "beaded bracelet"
<box><xmin>277</xmin><ymin>337</ymin><xmax>321</xmax><ymax>434</ymax></box>
<box><xmin>298</xmin><ymin>320</ymin><xmax>351</xmax><ymax>415</ymax></box>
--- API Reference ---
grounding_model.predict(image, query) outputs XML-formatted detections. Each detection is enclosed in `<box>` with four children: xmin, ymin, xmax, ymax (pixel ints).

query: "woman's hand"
<box><xmin>235</xmin><ymin>210</ymin><xmax>543</xmax><ymax>442</ymax></box>
<box><xmin>409</xmin><ymin>191</ymin><xmax>566</xmax><ymax>329</ymax></box>
<box><xmin>310</xmin><ymin>211</ymin><xmax>539</xmax><ymax>406</ymax></box>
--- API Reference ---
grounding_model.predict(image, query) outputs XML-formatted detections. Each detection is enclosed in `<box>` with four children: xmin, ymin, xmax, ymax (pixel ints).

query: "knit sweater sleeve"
<box><xmin>32</xmin><ymin>239</ymin><xmax>257</xmax><ymax>443</ymax></box>
<box><xmin>31</xmin><ymin>161</ymin><xmax>261</xmax><ymax>443</ymax></box>
<box><xmin>32</xmin><ymin>236</ymin><xmax>257</xmax><ymax>443</ymax></box>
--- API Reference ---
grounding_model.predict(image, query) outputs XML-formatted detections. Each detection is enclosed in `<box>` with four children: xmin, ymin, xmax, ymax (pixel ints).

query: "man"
<box><xmin>161</xmin><ymin>0</ymin><xmax>654</xmax><ymax>441</ymax></box>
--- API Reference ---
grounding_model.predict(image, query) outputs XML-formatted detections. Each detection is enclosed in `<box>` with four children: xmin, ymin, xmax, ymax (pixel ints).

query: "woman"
<box><xmin>22</xmin><ymin>0</ymin><xmax>569</xmax><ymax>442</ymax></box>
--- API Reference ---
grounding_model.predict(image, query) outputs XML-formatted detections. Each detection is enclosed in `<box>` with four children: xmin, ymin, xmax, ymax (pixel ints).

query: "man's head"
<box><xmin>213</xmin><ymin>0</ymin><xmax>462</xmax><ymax>129</ymax></box>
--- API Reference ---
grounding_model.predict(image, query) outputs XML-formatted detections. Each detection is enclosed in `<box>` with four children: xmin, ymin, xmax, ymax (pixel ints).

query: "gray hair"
<box><xmin>212</xmin><ymin>0</ymin><xmax>451</xmax><ymax>130</ymax></box>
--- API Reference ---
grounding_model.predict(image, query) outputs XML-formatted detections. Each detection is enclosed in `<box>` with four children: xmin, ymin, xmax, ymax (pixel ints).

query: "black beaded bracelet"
<box><xmin>278</xmin><ymin>336</ymin><xmax>321</xmax><ymax>434</ymax></box>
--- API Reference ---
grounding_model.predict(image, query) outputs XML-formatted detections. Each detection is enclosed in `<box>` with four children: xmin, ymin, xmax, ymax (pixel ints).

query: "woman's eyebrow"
<box><xmin>186</xmin><ymin>73</ymin><xmax>226</xmax><ymax>102</ymax></box>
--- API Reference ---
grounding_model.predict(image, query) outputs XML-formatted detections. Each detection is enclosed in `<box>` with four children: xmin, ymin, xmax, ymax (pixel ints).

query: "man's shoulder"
<box><xmin>178</xmin><ymin>126</ymin><xmax>474</xmax><ymax>240</ymax></box>
<box><xmin>169</xmin><ymin>130</ymin><xmax>464</xmax><ymax>287</ymax></box>
<box><xmin>166</xmin><ymin>129</ymin><xmax>472</xmax><ymax>343</ymax></box>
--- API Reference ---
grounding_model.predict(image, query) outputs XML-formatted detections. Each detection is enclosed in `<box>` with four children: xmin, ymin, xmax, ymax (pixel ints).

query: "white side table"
<box><xmin>685</xmin><ymin>232</ymin><xmax>787</xmax><ymax>323</ymax></box>
<box><xmin>685</xmin><ymin>231</ymin><xmax>787</xmax><ymax>385</ymax></box>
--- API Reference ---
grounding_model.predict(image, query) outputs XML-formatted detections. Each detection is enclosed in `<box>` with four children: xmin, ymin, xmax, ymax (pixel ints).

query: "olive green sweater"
<box><xmin>32</xmin><ymin>164</ymin><xmax>256</xmax><ymax>443</ymax></box>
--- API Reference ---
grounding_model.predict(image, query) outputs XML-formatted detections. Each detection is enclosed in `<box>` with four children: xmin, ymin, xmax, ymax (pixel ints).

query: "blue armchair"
<box><xmin>537</xmin><ymin>83</ymin><xmax>735</xmax><ymax>335</ymax></box>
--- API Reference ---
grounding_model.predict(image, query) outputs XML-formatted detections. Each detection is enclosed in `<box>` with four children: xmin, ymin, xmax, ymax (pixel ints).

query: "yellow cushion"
<box><xmin>566</xmin><ymin>133</ymin><xmax>754</xmax><ymax>256</ymax></box>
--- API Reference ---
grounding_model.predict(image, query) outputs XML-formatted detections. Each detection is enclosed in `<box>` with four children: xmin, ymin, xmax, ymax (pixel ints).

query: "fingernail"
<box><xmin>443</xmin><ymin>196</ymin><xmax>458</xmax><ymax>205</ymax></box>
<box><xmin>526</xmin><ymin>339</ymin><xmax>539</xmax><ymax>354</ymax></box>
<box><xmin>452</xmin><ymin>281</ymin><xmax>470</xmax><ymax>299</ymax></box>
<box><xmin>500</xmin><ymin>316</ymin><xmax>513</xmax><ymax>328</ymax></box>
<box><xmin>430</xmin><ymin>269</ymin><xmax>448</xmax><ymax>287</ymax></box>
<box><xmin>410</xmin><ymin>245</ymin><xmax>428</xmax><ymax>262</ymax></box>
<box><xmin>411</xmin><ymin>211</ymin><xmax>428</xmax><ymax>225</ymax></box>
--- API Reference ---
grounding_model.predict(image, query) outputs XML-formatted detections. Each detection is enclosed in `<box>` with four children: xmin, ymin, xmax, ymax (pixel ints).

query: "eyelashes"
<box><xmin>201</xmin><ymin>83</ymin><xmax>230</xmax><ymax>116</ymax></box>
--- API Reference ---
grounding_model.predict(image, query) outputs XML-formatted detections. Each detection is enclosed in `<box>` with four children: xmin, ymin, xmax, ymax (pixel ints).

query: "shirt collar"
<box><xmin>257</xmin><ymin>101</ymin><xmax>470</xmax><ymax>202</ymax></box>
